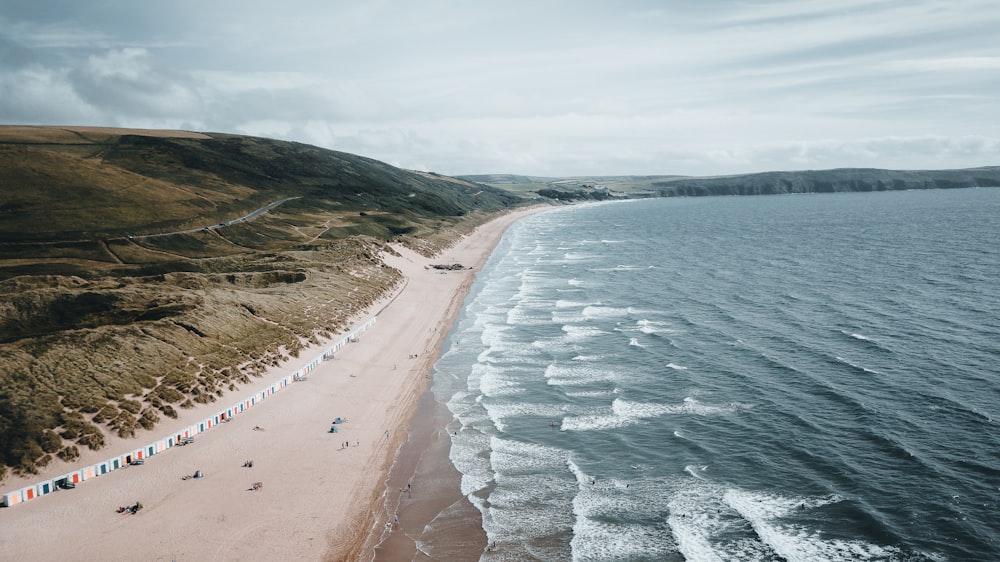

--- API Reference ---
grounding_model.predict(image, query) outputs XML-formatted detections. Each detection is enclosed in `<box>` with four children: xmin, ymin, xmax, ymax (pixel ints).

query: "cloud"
<box><xmin>68</xmin><ymin>48</ymin><xmax>203</xmax><ymax>121</ymax></box>
<box><xmin>0</xmin><ymin>64</ymin><xmax>100</xmax><ymax>124</ymax></box>
<box><xmin>0</xmin><ymin>1</ymin><xmax>997</xmax><ymax>175</ymax></box>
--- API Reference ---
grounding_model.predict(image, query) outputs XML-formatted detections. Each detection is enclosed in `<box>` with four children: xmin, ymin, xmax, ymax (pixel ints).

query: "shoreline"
<box><xmin>364</xmin><ymin>207</ymin><xmax>544</xmax><ymax>561</ymax></box>
<box><xmin>0</xmin><ymin>206</ymin><xmax>543</xmax><ymax>561</ymax></box>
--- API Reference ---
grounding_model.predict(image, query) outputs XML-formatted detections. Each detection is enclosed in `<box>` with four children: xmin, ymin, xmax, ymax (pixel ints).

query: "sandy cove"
<box><xmin>0</xmin><ymin>207</ymin><xmax>543</xmax><ymax>561</ymax></box>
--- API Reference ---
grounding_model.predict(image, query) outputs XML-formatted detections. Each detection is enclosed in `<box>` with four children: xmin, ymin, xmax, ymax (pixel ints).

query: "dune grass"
<box><xmin>0</xmin><ymin>126</ymin><xmax>526</xmax><ymax>480</ymax></box>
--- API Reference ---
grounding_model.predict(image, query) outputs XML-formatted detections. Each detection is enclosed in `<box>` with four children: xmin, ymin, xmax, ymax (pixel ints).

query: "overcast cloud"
<box><xmin>1</xmin><ymin>0</ymin><xmax>998</xmax><ymax>175</ymax></box>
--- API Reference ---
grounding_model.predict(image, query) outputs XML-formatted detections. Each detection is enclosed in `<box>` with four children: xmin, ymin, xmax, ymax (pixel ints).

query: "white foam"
<box><xmin>555</xmin><ymin>299</ymin><xmax>592</xmax><ymax>309</ymax></box>
<box><xmin>667</xmin><ymin>486</ymin><xmax>736</xmax><ymax>562</ymax></box>
<box><xmin>569</xmin><ymin>462</ymin><xmax>680</xmax><ymax>560</ymax></box>
<box><xmin>560</xmin><ymin>412</ymin><xmax>634</xmax><ymax>432</ymax></box>
<box><xmin>835</xmin><ymin>356</ymin><xmax>881</xmax><ymax>375</ymax></box>
<box><xmin>724</xmin><ymin>489</ymin><xmax>901</xmax><ymax>561</ymax></box>
<box><xmin>482</xmin><ymin>401</ymin><xmax>572</xmax><ymax>432</ymax></box>
<box><xmin>478</xmin><ymin>367</ymin><xmax>526</xmax><ymax>397</ymax></box>
<box><xmin>582</xmin><ymin>305</ymin><xmax>630</xmax><ymax>319</ymax></box>
<box><xmin>491</xmin><ymin>436</ymin><xmax>568</xmax><ymax>474</ymax></box>
<box><xmin>667</xmin><ymin>362</ymin><xmax>688</xmax><ymax>370</ymax></box>
<box><xmin>506</xmin><ymin>305</ymin><xmax>547</xmax><ymax>326</ymax></box>
<box><xmin>563</xmin><ymin>397</ymin><xmax>750</xmax><ymax>433</ymax></box>
<box><xmin>563</xmin><ymin>389</ymin><xmax>617</xmax><ymax>398</ymax></box>
<box><xmin>544</xmin><ymin>363</ymin><xmax>618</xmax><ymax>386</ymax></box>
<box><xmin>629</xmin><ymin>337</ymin><xmax>644</xmax><ymax>347</ymax></box>
<box><xmin>636</xmin><ymin>319</ymin><xmax>677</xmax><ymax>335</ymax></box>
<box><xmin>650</xmin><ymin>396</ymin><xmax>752</xmax><ymax>417</ymax></box>
<box><xmin>562</xmin><ymin>251</ymin><xmax>596</xmax><ymax>261</ymax></box>
<box><xmin>561</xmin><ymin>324</ymin><xmax>607</xmax><ymax>342</ymax></box>
<box><xmin>684</xmin><ymin>464</ymin><xmax>709</xmax><ymax>480</ymax></box>
<box><xmin>449</xmin><ymin>429</ymin><xmax>493</xmax><ymax>496</ymax></box>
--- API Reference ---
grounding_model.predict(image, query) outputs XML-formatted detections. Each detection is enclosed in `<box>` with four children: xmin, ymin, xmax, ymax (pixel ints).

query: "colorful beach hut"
<box><xmin>37</xmin><ymin>479</ymin><xmax>56</xmax><ymax>496</ymax></box>
<box><xmin>2</xmin><ymin>490</ymin><xmax>22</xmax><ymax>507</ymax></box>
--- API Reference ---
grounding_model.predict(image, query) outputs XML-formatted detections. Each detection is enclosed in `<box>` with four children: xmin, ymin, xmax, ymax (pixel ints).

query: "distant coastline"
<box><xmin>462</xmin><ymin>166</ymin><xmax>1000</xmax><ymax>201</ymax></box>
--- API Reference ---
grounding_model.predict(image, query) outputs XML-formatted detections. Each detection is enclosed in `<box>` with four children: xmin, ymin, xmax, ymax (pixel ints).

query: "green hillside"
<box><xmin>0</xmin><ymin>126</ymin><xmax>526</xmax><ymax>480</ymax></box>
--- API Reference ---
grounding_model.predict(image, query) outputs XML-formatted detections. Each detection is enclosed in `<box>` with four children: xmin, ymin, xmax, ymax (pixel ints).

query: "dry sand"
<box><xmin>0</xmin><ymin>207</ymin><xmax>544</xmax><ymax>561</ymax></box>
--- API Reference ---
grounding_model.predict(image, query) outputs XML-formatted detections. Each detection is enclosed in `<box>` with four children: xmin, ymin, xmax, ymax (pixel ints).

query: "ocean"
<box><xmin>429</xmin><ymin>188</ymin><xmax>1000</xmax><ymax>561</ymax></box>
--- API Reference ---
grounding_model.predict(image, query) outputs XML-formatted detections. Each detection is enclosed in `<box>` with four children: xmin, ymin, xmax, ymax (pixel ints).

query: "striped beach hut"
<box><xmin>2</xmin><ymin>489</ymin><xmax>22</xmax><ymax>507</ymax></box>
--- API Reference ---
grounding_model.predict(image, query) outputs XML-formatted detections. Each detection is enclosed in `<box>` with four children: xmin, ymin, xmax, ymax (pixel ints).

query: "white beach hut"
<box><xmin>2</xmin><ymin>489</ymin><xmax>22</xmax><ymax>507</ymax></box>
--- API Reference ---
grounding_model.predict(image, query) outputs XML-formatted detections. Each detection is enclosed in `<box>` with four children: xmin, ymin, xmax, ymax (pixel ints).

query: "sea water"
<box><xmin>431</xmin><ymin>188</ymin><xmax>1000</xmax><ymax>561</ymax></box>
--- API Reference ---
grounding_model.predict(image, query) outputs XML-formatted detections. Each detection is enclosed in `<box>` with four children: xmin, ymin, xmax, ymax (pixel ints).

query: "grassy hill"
<box><xmin>0</xmin><ymin>126</ymin><xmax>525</xmax><ymax>480</ymax></box>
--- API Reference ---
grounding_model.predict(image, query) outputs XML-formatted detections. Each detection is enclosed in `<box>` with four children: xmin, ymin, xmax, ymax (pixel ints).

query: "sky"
<box><xmin>1</xmin><ymin>0</ymin><xmax>998</xmax><ymax>176</ymax></box>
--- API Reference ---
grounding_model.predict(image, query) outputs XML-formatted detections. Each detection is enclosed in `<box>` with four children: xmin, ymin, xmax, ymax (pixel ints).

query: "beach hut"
<box><xmin>20</xmin><ymin>485</ymin><xmax>38</xmax><ymax>502</ymax></box>
<box><xmin>110</xmin><ymin>456</ymin><xmax>124</xmax><ymax>470</ymax></box>
<box><xmin>145</xmin><ymin>444</ymin><xmax>155</xmax><ymax>458</ymax></box>
<box><xmin>2</xmin><ymin>490</ymin><xmax>22</xmax><ymax>507</ymax></box>
<box><xmin>38</xmin><ymin>480</ymin><xmax>56</xmax><ymax>496</ymax></box>
<box><xmin>97</xmin><ymin>461</ymin><xmax>111</xmax><ymax>476</ymax></box>
<box><xmin>156</xmin><ymin>440</ymin><xmax>167</xmax><ymax>453</ymax></box>
<box><xmin>82</xmin><ymin>466</ymin><xmax>97</xmax><ymax>481</ymax></box>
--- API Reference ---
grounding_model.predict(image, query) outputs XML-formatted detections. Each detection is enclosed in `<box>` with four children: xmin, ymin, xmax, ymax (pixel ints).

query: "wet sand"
<box><xmin>372</xmin><ymin>385</ymin><xmax>486</xmax><ymax>561</ymax></box>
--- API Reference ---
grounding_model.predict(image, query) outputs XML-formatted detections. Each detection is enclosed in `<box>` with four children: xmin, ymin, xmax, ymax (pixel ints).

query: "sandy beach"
<box><xmin>0</xmin><ymin>207</ymin><xmax>542</xmax><ymax>561</ymax></box>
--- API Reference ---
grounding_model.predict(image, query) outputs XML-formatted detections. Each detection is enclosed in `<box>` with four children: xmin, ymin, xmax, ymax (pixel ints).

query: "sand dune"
<box><xmin>0</xmin><ymin>207</ymin><xmax>541</xmax><ymax>561</ymax></box>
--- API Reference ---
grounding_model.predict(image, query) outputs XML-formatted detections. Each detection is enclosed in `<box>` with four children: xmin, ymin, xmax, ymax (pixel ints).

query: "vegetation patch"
<box><xmin>0</xmin><ymin>126</ymin><xmax>529</xmax><ymax>479</ymax></box>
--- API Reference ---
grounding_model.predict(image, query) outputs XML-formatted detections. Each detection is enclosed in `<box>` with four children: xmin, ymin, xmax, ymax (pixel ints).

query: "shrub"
<box><xmin>57</xmin><ymin>445</ymin><xmax>80</xmax><ymax>462</ymax></box>
<box><xmin>119</xmin><ymin>399</ymin><xmax>142</xmax><ymax>414</ymax></box>
<box><xmin>138</xmin><ymin>409</ymin><xmax>159</xmax><ymax>430</ymax></box>
<box><xmin>40</xmin><ymin>430</ymin><xmax>62</xmax><ymax>454</ymax></box>
<box><xmin>92</xmin><ymin>403</ymin><xmax>118</xmax><ymax>423</ymax></box>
